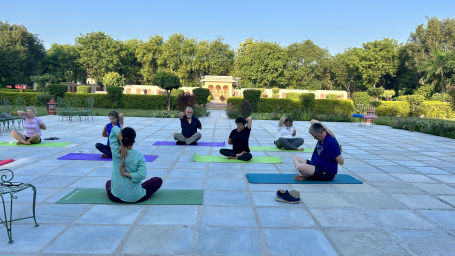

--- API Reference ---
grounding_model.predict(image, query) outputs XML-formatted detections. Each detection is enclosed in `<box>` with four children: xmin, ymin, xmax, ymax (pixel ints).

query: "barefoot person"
<box><xmin>174</xmin><ymin>107</ymin><xmax>202</xmax><ymax>145</ymax></box>
<box><xmin>275</xmin><ymin>116</ymin><xmax>304</xmax><ymax>151</ymax></box>
<box><xmin>294</xmin><ymin>120</ymin><xmax>344</xmax><ymax>181</ymax></box>
<box><xmin>105</xmin><ymin>126</ymin><xmax>162</xmax><ymax>203</ymax></box>
<box><xmin>96</xmin><ymin>111</ymin><xmax>124</xmax><ymax>158</ymax></box>
<box><xmin>219</xmin><ymin>116</ymin><xmax>253</xmax><ymax>161</ymax></box>
<box><xmin>11</xmin><ymin>106</ymin><xmax>46</xmax><ymax>144</ymax></box>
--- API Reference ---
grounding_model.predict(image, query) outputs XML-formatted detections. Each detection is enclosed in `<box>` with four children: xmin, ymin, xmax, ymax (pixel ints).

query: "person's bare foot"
<box><xmin>101</xmin><ymin>154</ymin><xmax>110</xmax><ymax>158</ymax></box>
<box><xmin>297</xmin><ymin>147</ymin><xmax>304</xmax><ymax>151</ymax></box>
<box><xmin>227</xmin><ymin>156</ymin><xmax>236</xmax><ymax>159</ymax></box>
<box><xmin>17</xmin><ymin>141</ymin><xmax>24</xmax><ymax>145</ymax></box>
<box><xmin>294</xmin><ymin>175</ymin><xmax>305</xmax><ymax>181</ymax></box>
<box><xmin>24</xmin><ymin>141</ymin><xmax>31</xmax><ymax>145</ymax></box>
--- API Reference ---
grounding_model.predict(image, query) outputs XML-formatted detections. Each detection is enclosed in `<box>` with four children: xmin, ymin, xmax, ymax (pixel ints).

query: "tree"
<box><xmin>30</xmin><ymin>73</ymin><xmax>57</xmax><ymax>93</ymax></box>
<box><xmin>0</xmin><ymin>21</ymin><xmax>45</xmax><ymax>87</ymax></box>
<box><xmin>235</xmin><ymin>39</ymin><xmax>287</xmax><ymax>88</ymax></box>
<box><xmin>284</xmin><ymin>40</ymin><xmax>330</xmax><ymax>88</ymax></box>
<box><xmin>136</xmin><ymin>35</ymin><xmax>163</xmax><ymax>83</ymax></box>
<box><xmin>331</xmin><ymin>49</ymin><xmax>363</xmax><ymax>97</ymax></box>
<box><xmin>102</xmin><ymin>72</ymin><xmax>126</xmax><ymax>87</ymax></box>
<box><xmin>207</xmin><ymin>38</ymin><xmax>234</xmax><ymax>75</ymax></box>
<box><xmin>43</xmin><ymin>43</ymin><xmax>85</xmax><ymax>83</ymax></box>
<box><xmin>75</xmin><ymin>32</ymin><xmax>127</xmax><ymax>87</ymax></box>
<box><xmin>152</xmin><ymin>71</ymin><xmax>181</xmax><ymax>111</ymax></box>
<box><xmin>158</xmin><ymin>33</ymin><xmax>197</xmax><ymax>86</ymax></box>
<box><xmin>381</xmin><ymin>89</ymin><xmax>396</xmax><ymax>100</ymax></box>
<box><xmin>103</xmin><ymin>72</ymin><xmax>125</xmax><ymax>108</ymax></box>
<box><xmin>121</xmin><ymin>39</ymin><xmax>143</xmax><ymax>84</ymax></box>
<box><xmin>418</xmin><ymin>50</ymin><xmax>455</xmax><ymax>93</ymax></box>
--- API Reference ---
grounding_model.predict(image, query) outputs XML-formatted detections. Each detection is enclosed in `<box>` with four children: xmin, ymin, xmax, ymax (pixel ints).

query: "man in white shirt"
<box><xmin>274</xmin><ymin>117</ymin><xmax>304</xmax><ymax>151</ymax></box>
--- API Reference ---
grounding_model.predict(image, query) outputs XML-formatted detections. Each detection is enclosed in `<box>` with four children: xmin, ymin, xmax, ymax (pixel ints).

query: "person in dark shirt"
<box><xmin>96</xmin><ymin>111</ymin><xmax>124</xmax><ymax>158</ymax></box>
<box><xmin>219</xmin><ymin>116</ymin><xmax>253</xmax><ymax>161</ymax></box>
<box><xmin>174</xmin><ymin>107</ymin><xmax>202</xmax><ymax>145</ymax></box>
<box><xmin>294</xmin><ymin>120</ymin><xmax>344</xmax><ymax>181</ymax></box>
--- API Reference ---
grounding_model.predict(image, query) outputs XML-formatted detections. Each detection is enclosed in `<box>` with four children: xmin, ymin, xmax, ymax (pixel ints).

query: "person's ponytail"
<box><xmin>121</xmin><ymin>127</ymin><xmax>136</xmax><ymax>147</ymax></box>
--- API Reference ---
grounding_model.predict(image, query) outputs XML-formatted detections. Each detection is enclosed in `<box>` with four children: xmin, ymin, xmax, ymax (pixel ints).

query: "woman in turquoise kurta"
<box><xmin>105</xmin><ymin>126</ymin><xmax>162</xmax><ymax>203</ymax></box>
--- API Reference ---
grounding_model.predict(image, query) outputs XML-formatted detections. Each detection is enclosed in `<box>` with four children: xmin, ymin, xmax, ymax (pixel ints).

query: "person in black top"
<box><xmin>219</xmin><ymin>116</ymin><xmax>253</xmax><ymax>161</ymax></box>
<box><xmin>174</xmin><ymin>107</ymin><xmax>202</xmax><ymax>145</ymax></box>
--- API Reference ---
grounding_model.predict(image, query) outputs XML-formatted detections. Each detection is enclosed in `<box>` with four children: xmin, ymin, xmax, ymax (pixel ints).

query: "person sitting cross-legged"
<box><xmin>274</xmin><ymin>116</ymin><xmax>304</xmax><ymax>151</ymax></box>
<box><xmin>294</xmin><ymin>120</ymin><xmax>344</xmax><ymax>181</ymax></box>
<box><xmin>174</xmin><ymin>107</ymin><xmax>202</xmax><ymax>145</ymax></box>
<box><xmin>105</xmin><ymin>126</ymin><xmax>162</xmax><ymax>203</ymax></box>
<box><xmin>11</xmin><ymin>106</ymin><xmax>46</xmax><ymax>145</ymax></box>
<box><xmin>219</xmin><ymin>116</ymin><xmax>253</xmax><ymax>161</ymax></box>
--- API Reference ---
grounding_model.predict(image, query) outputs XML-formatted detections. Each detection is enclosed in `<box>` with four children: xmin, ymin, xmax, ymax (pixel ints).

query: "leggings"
<box><xmin>105</xmin><ymin>177</ymin><xmax>163</xmax><ymax>203</ymax></box>
<box><xmin>96</xmin><ymin>143</ymin><xmax>112</xmax><ymax>157</ymax></box>
<box><xmin>220</xmin><ymin>148</ymin><xmax>252</xmax><ymax>161</ymax></box>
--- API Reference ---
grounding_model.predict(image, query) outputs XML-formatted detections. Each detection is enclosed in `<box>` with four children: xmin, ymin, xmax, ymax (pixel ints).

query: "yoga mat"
<box><xmin>153</xmin><ymin>141</ymin><xmax>225</xmax><ymax>147</ymax></box>
<box><xmin>193</xmin><ymin>153</ymin><xmax>282</xmax><ymax>163</ymax></box>
<box><xmin>250</xmin><ymin>146</ymin><xmax>313</xmax><ymax>152</ymax></box>
<box><xmin>0</xmin><ymin>141</ymin><xmax>71</xmax><ymax>147</ymax></box>
<box><xmin>58</xmin><ymin>153</ymin><xmax>158</xmax><ymax>162</ymax></box>
<box><xmin>56</xmin><ymin>188</ymin><xmax>204</xmax><ymax>205</ymax></box>
<box><xmin>246</xmin><ymin>173</ymin><xmax>363</xmax><ymax>184</ymax></box>
<box><xmin>0</xmin><ymin>159</ymin><xmax>14</xmax><ymax>166</ymax></box>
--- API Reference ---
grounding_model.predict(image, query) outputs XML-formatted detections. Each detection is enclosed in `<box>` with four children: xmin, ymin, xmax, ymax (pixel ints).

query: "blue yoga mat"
<box><xmin>246</xmin><ymin>173</ymin><xmax>363</xmax><ymax>184</ymax></box>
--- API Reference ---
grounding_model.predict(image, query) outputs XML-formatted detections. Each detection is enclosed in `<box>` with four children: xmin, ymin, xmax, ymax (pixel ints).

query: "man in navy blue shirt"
<box><xmin>294</xmin><ymin>120</ymin><xmax>344</xmax><ymax>181</ymax></box>
<box><xmin>174</xmin><ymin>107</ymin><xmax>202</xmax><ymax>145</ymax></box>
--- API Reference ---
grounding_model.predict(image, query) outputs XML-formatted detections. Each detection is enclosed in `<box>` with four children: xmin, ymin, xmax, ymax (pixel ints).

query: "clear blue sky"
<box><xmin>1</xmin><ymin>0</ymin><xmax>454</xmax><ymax>54</ymax></box>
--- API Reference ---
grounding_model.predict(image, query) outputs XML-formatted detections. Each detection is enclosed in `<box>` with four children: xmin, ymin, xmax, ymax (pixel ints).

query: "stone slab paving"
<box><xmin>0</xmin><ymin>110</ymin><xmax>454</xmax><ymax>255</ymax></box>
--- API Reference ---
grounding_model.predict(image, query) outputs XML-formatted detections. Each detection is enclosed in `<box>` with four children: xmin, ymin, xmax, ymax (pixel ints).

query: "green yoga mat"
<box><xmin>250</xmin><ymin>146</ymin><xmax>313</xmax><ymax>152</ymax></box>
<box><xmin>193</xmin><ymin>153</ymin><xmax>282</xmax><ymax>163</ymax></box>
<box><xmin>56</xmin><ymin>188</ymin><xmax>204</xmax><ymax>205</ymax></box>
<box><xmin>0</xmin><ymin>141</ymin><xmax>71</xmax><ymax>147</ymax></box>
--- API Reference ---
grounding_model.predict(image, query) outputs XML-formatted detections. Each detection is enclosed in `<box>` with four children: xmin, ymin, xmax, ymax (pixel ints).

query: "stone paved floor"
<box><xmin>1</xmin><ymin>110</ymin><xmax>455</xmax><ymax>255</ymax></box>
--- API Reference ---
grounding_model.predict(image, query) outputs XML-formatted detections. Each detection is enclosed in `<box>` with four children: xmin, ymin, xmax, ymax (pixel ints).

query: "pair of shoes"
<box><xmin>176</xmin><ymin>141</ymin><xmax>186</xmax><ymax>145</ymax></box>
<box><xmin>276</xmin><ymin>189</ymin><xmax>300</xmax><ymax>204</ymax></box>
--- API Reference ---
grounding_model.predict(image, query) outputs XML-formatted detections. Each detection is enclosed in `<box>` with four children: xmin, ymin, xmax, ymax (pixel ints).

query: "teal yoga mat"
<box><xmin>193</xmin><ymin>153</ymin><xmax>282</xmax><ymax>163</ymax></box>
<box><xmin>56</xmin><ymin>188</ymin><xmax>204</xmax><ymax>205</ymax></box>
<box><xmin>0</xmin><ymin>141</ymin><xmax>71</xmax><ymax>147</ymax></box>
<box><xmin>250</xmin><ymin>146</ymin><xmax>313</xmax><ymax>152</ymax></box>
<box><xmin>246</xmin><ymin>173</ymin><xmax>363</xmax><ymax>184</ymax></box>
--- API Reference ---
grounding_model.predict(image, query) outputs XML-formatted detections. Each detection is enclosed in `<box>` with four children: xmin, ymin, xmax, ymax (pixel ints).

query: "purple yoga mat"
<box><xmin>58</xmin><ymin>153</ymin><xmax>158</xmax><ymax>162</ymax></box>
<box><xmin>153</xmin><ymin>141</ymin><xmax>225</xmax><ymax>147</ymax></box>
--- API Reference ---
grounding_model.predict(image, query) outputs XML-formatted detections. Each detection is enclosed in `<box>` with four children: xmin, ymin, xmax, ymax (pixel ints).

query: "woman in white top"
<box><xmin>274</xmin><ymin>117</ymin><xmax>304</xmax><ymax>151</ymax></box>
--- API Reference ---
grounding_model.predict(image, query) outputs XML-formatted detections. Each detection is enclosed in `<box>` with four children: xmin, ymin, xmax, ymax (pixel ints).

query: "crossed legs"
<box><xmin>293</xmin><ymin>155</ymin><xmax>315</xmax><ymax>181</ymax></box>
<box><xmin>11</xmin><ymin>130</ymin><xmax>40</xmax><ymax>144</ymax></box>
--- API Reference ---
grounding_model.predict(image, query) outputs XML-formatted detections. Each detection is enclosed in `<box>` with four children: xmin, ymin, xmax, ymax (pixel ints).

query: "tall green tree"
<box><xmin>284</xmin><ymin>40</ymin><xmax>330</xmax><ymax>89</ymax></box>
<box><xmin>331</xmin><ymin>49</ymin><xmax>363</xmax><ymax>97</ymax></box>
<box><xmin>418</xmin><ymin>50</ymin><xmax>455</xmax><ymax>93</ymax></box>
<box><xmin>121</xmin><ymin>39</ymin><xmax>143</xmax><ymax>84</ymax></box>
<box><xmin>0</xmin><ymin>21</ymin><xmax>45</xmax><ymax>87</ymax></box>
<box><xmin>43</xmin><ymin>43</ymin><xmax>85</xmax><ymax>83</ymax></box>
<box><xmin>136</xmin><ymin>35</ymin><xmax>163</xmax><ymax>83</ymax></box>
<box><xmin>75</xmin><ymin>32</ymin><xmax>126</xmax><ymax>86</ymax></box>
<box><xmin>152</xmin><ymin>71</ymin><xmax>181</xmax><ymax>111</ymax></box>
<box><xmin>235</xmin><ymin>39</ymin><xmax>287</xmax><ymax>88</ymax></box>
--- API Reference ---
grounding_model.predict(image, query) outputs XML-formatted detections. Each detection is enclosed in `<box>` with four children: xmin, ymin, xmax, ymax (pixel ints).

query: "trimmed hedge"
<box><xmin>422</xmin><ymin>101</ymin><xmax>455</xmax><ymax>119</ymax></box>
<box><xmin>285</xmin><ymin>92</ymin><xmax>299</xmax><ymax>100</ymax></box>
<box><xmin>256</xmin><ymin>98</ymin><xmax>300</xmax><ymax>113</ymax></box>
<box><xmin>64</xmin><ymin>93</ymin><xmax>111</xmax><ymax>108</ymax></box>
<box><xmin>193</xmin><ymin>88</ymin><xmax>210</xmax><ymax>105</ymax></box>
<box><xmin>313</xmin><ymin>99</ymin><xmax>354</xmax><ymax>116</ymax></box>
<box><xmin>243</xmin><ymin>89</ymin><xmax>261</xmax><ymax>111</ymax></box>
<box><xmin>0</xmin><ymin>91</ymin><xmax>41</xmax><ymax>106</ymax></box>
<box><xmin>227</xmin><ymin>97</ymin><xmax>244</xmax><ymax>109</ymax></box>
<box><xmin>299</xmin><ymin>93</ymin><xmax>315</xmax><ymax>112</ymax></box>
<box><xmin>47</xmin><ymin>84</ymin><xmax>68</xmax><ymax>99</ymax></box>
<box><xmin>123</xmin><ymin>95</ymin><xmax>168</xmax><ymax>110</ymax></box>
<box><xmin>376</xmin><ymin>101</ymin><xmax>410</xmax><ymax>116</ymax></box>
<box><xmin>77</xmin><ymin>86</ymin><xmax>90</xmax><ymax>93</ymax></box>
<box><xmin>326</xmin><ymin>94</ymin><xmax>339</xmax><ymax>100</ymax></box>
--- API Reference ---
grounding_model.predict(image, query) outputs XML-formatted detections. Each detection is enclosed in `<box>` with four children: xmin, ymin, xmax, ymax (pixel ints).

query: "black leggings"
<box><xmin>220</xmin><ymin>148</ymin><xmax>252</xmax><ymax>161</ymax></box>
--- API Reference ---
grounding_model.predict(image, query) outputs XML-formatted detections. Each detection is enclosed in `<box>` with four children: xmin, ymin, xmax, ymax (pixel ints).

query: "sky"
<box><xmin>1</xmin><ymin>0</ymin><xmax>454</xmax><ymax>54</ymax></box>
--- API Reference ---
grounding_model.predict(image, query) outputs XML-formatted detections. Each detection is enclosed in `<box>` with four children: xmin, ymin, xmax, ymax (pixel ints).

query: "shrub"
<box><xmin>381</xmin><ymin>89</ymin><xmax>395</xmax><ymax>100</ymax></box>
<box><xmin>298</xmin><ymin>93</ymin><xmax>315</xmax><ymax>113</ymax></box>
<box><xmin>0</xmin><ymin>91</ymin><xmax>40</xmax><ymax>106</ymax></box>
<box><xmin>36</xmin><ymin>94</ymin><xmax>53</xmax><ymax>106</ymax></box>
<box><xmin>285</xmin><ymin>92</ymin><xmax>299</xmax><ymax>100</ymax></box>
<box><xmin>430</xmin><ymin>93</ymin><xmax>451</xmax><ymax>102</ymax></box>
<box><xmin>193</xmin><ymin>104</ymin><xmax>208</xmax><ymax>117</ymax></box>
<box><xmin>396</xmin><ymin>95</ymin><xmax>409</xmax><ymax>101</ymax></box>
<box><xmin>272</xmin><ymin>87</ymin><xmax>280</xmax><ymax>98</ymax></box>
<box><xmin>77</xmin><ymin>86</ymin><xmax>90</xmax><ymax>93</ymax></box>
<box><xmin>170</xmin><ymin>89</ymin><xmax>184</xmax><ymax>97</ymax></box>
<box><xmin>370</xmin><ymin>101</ymin><xmax>382</xmax><ymax>108</ymax></box>
<box><xmin>414</xmin><ymin>84</ymin><xmax>434</xmax><ymax>99</ymax></box>
<box><xmin>256</xmin><ymin>98</ymin><xmax>300</xmax><ymax>113</ymax></box>
<box><xmin>102</xmin><ymin>72</ymin><xmax>126</xmax><ymax>87</ymax></box>
<box><xmin>243</xmin><ymin>89</ymin><xmax>261</xmax><ymax>111</ymax></box>
<box><xmin>326</xmin><ymin>94</ymin><xmax>339</xmax><ymax>100</ymax></box>
<box><xmin>106</xmin><ymin>86</ymin><xmax>124</xmax><ymax>108</ymax></box>
<box><xmin>313</xmin><ymin>99</ymin><xmax>354</xmax><ymax>116</ymax></box>
<box><xmin>375</xmin><ymin>101</ymin><xmax>410</xmax><ymax>116</ymax></box>
<box><xmin>406</xmin><ymin>95</ymin><xmax>425</xmax><ymax>116</ymax></box>
<box><xmin>193</xmin><ymin>88</ymin><xmax>210</xmax><ymax>105</ymax></box>
<box><xmin>65</xmin><ymin>93</ymin><xmax>110</xmax><ymax>108</ymax></box>
<box><xmin>47</xmin><ymin>84</ymin><xmax>68</xmax><ymax>99</ymax></box>
<box><xmin>177</xmin><ymin>93</ymin><xmax>195</xmax><ymax>111</ymax></box>
<box><xmin>122</xmin><ymin>95</ymin><xmax>167</xmax><ymax>110</ymax></box>
<box><xmin>240</xmin><ymin>100</ymin><xmax>253</xmax><ymax>117</ymax></box>
<box><xmin>352</xmin><ymin>92</ymin><xmax>371</xmax><ymax>113</ymax></box>
<box><xmin>422</xmin><ymin>101</ymin><xmax>455</xmax><ymax>118</ymax></box>
<box><xmin>367</xmin><ymin>87</ymin><xmax>384</xmax><ymax>100</ymax></box>
<box><xmin>227</xmin><ymin>97</ymin><xmax>243</xmax><ymax>109</ymax></box>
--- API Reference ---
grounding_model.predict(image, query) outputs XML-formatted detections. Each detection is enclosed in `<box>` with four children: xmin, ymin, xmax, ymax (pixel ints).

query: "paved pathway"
<box><xmin>0</xmin><ymin>110</ymin><xmax>455</xmax><ymax>255</ymax></box>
